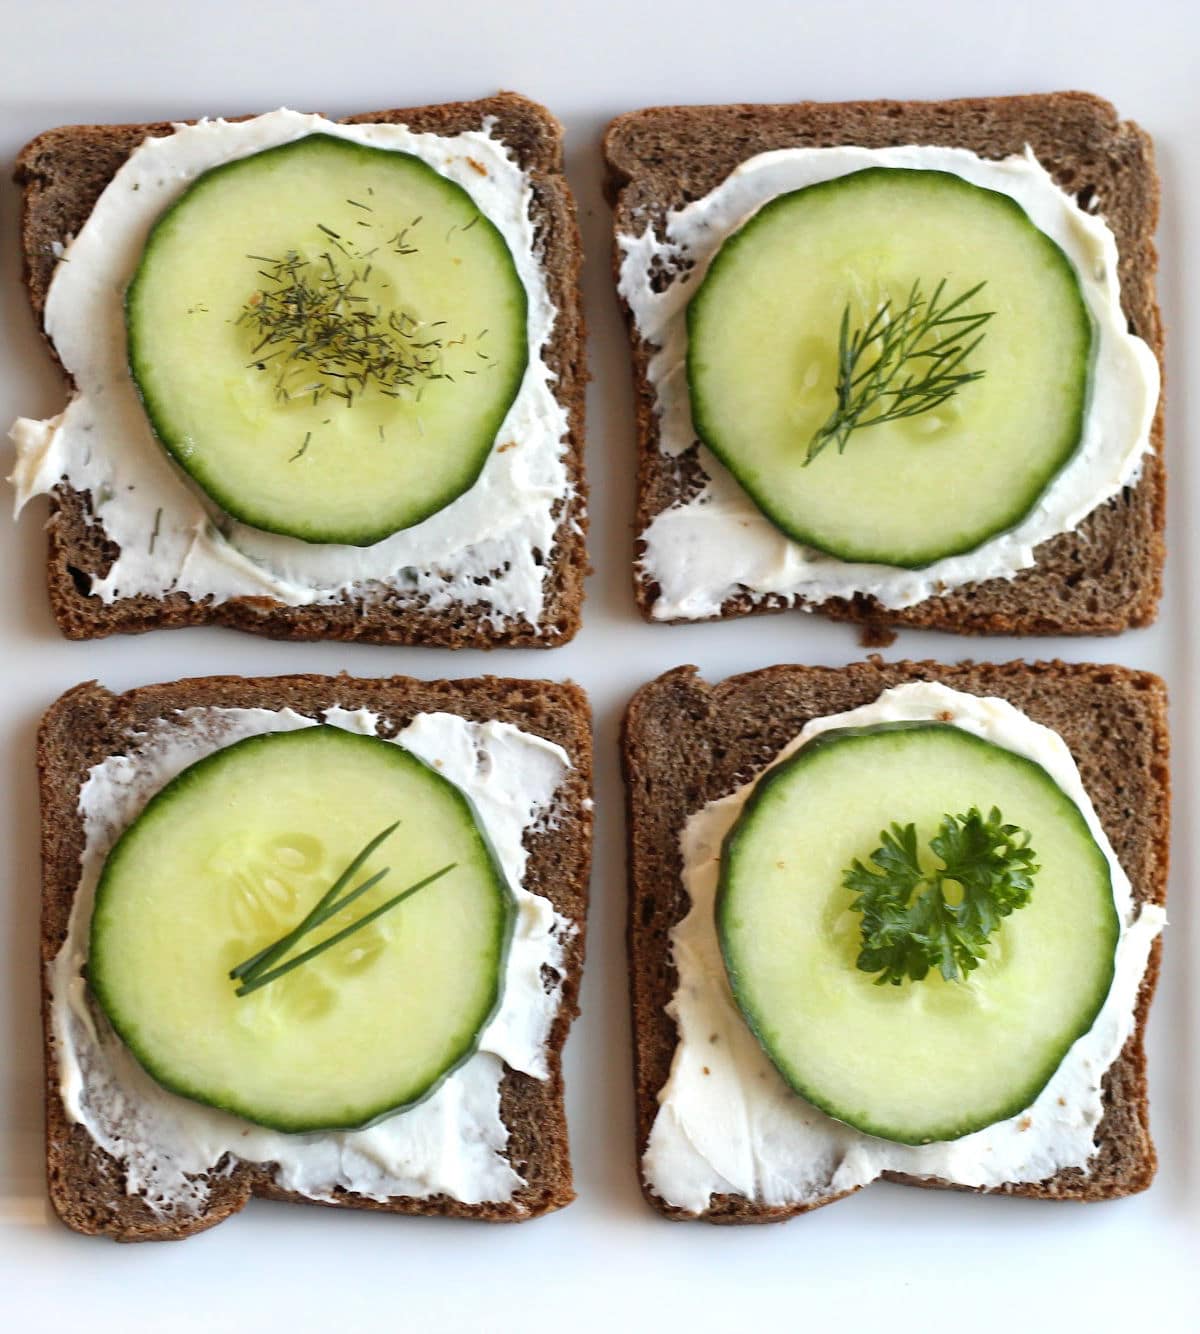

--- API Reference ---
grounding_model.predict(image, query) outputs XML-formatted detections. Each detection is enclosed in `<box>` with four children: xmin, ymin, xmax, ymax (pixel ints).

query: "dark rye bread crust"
<box><xmin>605</xmin><ymin>93</ymin><xmax>1164</xmax><ymax>636</ymax></box>
<box><xmin>622</xmin><ymin>659</ymin><xmax>1169</xmax><ymax>1221</ymax></box>
<box><xmin>39</xmin><ymin>672</ymin><xmax>593</xmax><ymax>1240</ymax></box>
<box><xmin>17</xmin><ymin>93</ymin><xmax>587</xmax><ymax>647</ymax></box>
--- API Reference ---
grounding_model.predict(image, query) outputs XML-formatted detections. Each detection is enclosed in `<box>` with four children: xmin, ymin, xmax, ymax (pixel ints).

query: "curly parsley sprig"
<box><xmin>843</xmin><ymin>806</ymin><xmax>1038</xmax><ymax>986</ymax></box>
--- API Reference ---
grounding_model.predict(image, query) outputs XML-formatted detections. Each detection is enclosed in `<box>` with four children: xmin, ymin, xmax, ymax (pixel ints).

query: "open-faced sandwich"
<box><xmin>606</xmin><ymin>94</ymin><xmax>1162</xmax><ymax>636</ymax></box>
<box><xmin>11</xmin><ymin>94</ymin><xmax>586</xmax><ymax>647</ymax></box>
<box><xmin>40</xmin><ymin>671</ymin><xmax>592</xmax><ymax>1238</ymax></box>
<box><xmin>623</xmin><ymin>659</ymin><xmax>1167</xmax><ymax>1219</ymax></box>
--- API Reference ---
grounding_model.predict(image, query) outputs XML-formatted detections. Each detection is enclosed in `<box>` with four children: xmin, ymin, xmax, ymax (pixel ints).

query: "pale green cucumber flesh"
<box><xmin>126</xmin><ymin>134</ymin><xmax>528</xmax><ymax>546</ymax></box>
<box><xmin>716</xmin><ymin>722</ymin><xmax>1118</xmax><ymax>1144</ymax></box>
<box><xmin>89</xmin><ymin>726</ymin><xmax>514</xmax><ymax>1133</ymax></box>
<box><xmin>687</xmin><ymin>168</ymin><xmax>1094</xmax><ymax>568</ymax></box>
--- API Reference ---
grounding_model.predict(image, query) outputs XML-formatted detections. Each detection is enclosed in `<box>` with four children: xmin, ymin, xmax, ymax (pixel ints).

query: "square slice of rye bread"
<box><xmin>622</xmin><ymin>659</ymin><xmax>1169</xmax><ymax>1221</ymax></box>
<box><xmin>605</xmin><ymin>93</ymin><xmax>1165</xmax><ymax>636</ymax></box>
<box><xmin>17</xmin><ymin>92</ymin><xmax>587</xmax><ymax>647</ymax></box>
<box><xmin>39</xmin><ymin>672</ymin><xmax>593</xmax><ymax>1240</ymax></box>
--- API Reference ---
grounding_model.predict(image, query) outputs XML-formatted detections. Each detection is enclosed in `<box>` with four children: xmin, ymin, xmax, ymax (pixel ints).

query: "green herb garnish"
<box><xmin>805</xmin><ymin>278</ymin><xmax>994</xmax><ymax>464</ymax></box>
<box><xmin>237</xmin><ymin>228</ymin><xmax>475</xmax><ymax>414</ymax></box>
<box><xmin>229</xmin><ymin>820</ymin><xmax>455</xmax><ymax>997</ymax></box>
<box><xmin>228</xmin><ymin>818</ymin><xmax>400</xmax><ymax>983</ymax></box>
<box><xmin>843</xmin><ymin>806</ymin><xmax>1037</xmax><ymax>986</ymax></box>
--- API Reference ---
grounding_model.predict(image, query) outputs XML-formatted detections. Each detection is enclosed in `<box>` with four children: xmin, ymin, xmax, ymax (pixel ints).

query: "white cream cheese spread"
<box><xmin>51</xmin><ymin>706</ymin><xmax>575</xmax><ymax>1217</ymax></box>
<box><xmin>8</xmin><ymin>109</ymin><xmax>571</xmax><ymax>631</ymax></box>
<box><xmin>617</xmin><ymin>145</ymin><xmax>1160</xmax><ymax>619</ymax></box>
<box><xmin>643</xmin><ymin>682</ymin><xmax>1164</xmax><ymax>1215</ymax></box>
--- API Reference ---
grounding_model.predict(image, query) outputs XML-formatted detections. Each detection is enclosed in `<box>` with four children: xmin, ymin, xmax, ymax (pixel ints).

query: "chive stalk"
<box><xmin>229</xmin><ymin>819</ymin><xmax>400</xmax><ymax>982</ymax></box>
<box><xmin>234</xmin><ymin>862</ymin><xmax>457</xmax><ymax>998</ymax></box>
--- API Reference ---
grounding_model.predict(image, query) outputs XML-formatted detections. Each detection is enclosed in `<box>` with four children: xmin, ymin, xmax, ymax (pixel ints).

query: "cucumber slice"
<box><xmin>687</xmin><ymin>168</ymin><xmax>1093</xmax><ymax>567</ymax></box>
<box><xmin>89</xmin><ymin>727</ymin><xmax>514</xmax><ymax>1133</ymax></box>
<box><xmin>716</xmin><ymin>723</ymin><xmax>1117</xmax><ymax>1144</ymax></box>
<box><xmin>126</xmin><ymin>134</ymin><xmax>528</xmax><ymax>546</ymax></box>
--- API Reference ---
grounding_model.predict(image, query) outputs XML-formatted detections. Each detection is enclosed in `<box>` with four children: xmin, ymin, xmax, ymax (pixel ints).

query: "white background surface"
<box><xmin>0</xmin><ymin>0</ymin><xmax>1196</xmax><ymax>1328</ymax></box>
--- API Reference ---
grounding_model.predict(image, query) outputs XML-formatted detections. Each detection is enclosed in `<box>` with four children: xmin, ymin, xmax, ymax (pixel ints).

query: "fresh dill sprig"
<box><xmin>805</xmin><ymin>278</ymin><xmax>995</xmax><ymax>465</ymax></box>
<box><xmin>843</xmin><ymin>806</ymin><xmax>1038</xmax><ymax>986</ymax></box>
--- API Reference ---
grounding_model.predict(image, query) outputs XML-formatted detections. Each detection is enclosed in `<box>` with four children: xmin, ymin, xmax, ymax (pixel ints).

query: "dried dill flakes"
<box><xmin>237</xmin><ymin>242</ymin><xmax>486</xmax><ymax>413</ymax></box>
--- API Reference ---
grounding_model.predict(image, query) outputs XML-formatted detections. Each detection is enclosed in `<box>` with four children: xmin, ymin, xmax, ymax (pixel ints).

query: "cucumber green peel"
<box><xmin>126</xmin><ymin>134</ymin><xmax>529</xmax><ymax>546</ymax></box>
<box><xmin>716</xmin><ymin>721</ymin><xmax>1118</xmax><ymax>1144</ymax></box>
<box><xmin>89</xmin><ymin>727</ymin><xmax>516</xmax><ymax>1133</ymax></box>
<box><xmin>686</xmin><ymin>167</ymin><xmax>1095</xmax><ymax>568</ymax></box>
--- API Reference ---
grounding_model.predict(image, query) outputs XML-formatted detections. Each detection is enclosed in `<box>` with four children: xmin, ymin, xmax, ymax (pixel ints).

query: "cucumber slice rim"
<box><xmin>715</xmin><ymin>720</ymin><xmax>1120</xmax><ymax>1144</ymax></box>
<box><xmin>686</xmin><ymin>166</ymin><xmax>1097</xmax><ymax>569</ymax></box>
<box><xmin>125</xmin><ymin>133</ymin><xmax>530</xmax><ymax>547</ymax></box>
<box><xmin>88</xmin><ymin>725</ymin><xmax>517</xmax><ymax>1134</ymax></box>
